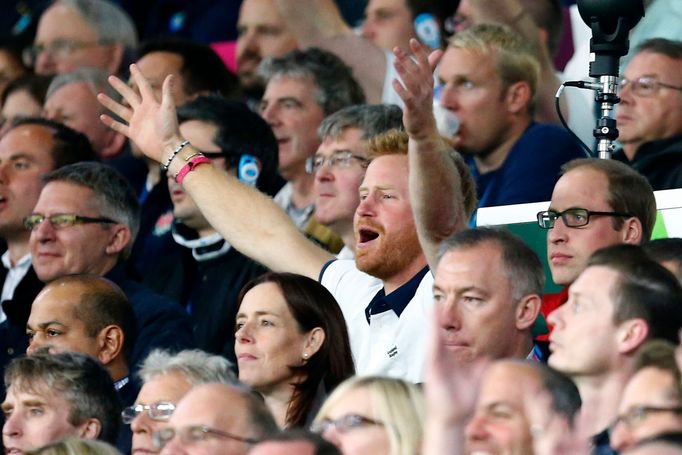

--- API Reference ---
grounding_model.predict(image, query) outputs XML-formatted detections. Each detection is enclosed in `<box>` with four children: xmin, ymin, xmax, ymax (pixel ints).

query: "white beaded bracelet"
<box><xmin>162</xmin><ymin>140</ymin><xmax>190</xmax><ymax>171</ymax></box>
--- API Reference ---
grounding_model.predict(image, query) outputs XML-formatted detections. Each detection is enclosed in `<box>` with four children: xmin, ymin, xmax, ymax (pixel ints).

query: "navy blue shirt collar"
<box><xmin>365</xmin><ymin>266</ymin><xmax>430</xmax><ymax>323</ymax></box>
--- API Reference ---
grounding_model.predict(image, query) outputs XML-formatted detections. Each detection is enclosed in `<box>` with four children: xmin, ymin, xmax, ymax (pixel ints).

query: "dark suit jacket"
<box><xmin>0</xmin><ymin>266</ymin><xmax>44</xmax><ymax>396</ymax></box>
<box><xmin>105</xmin><ymin>262</ymin><xmax>195</xmax><ymax>373</ymax></box>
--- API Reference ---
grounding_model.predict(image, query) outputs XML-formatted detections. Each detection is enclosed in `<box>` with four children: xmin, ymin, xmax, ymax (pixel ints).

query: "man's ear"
<box><xmin>617</xmin><ymin>318</ymin><xmax>649</xmax><ymax>355</ymax></box>
<box><xmin>515</xmin><ymin>294</ymin><xmax>542</xmax><ymax>330</ymax></box>
<box><xmin>95</xmin><ymin>325</ymin><xmax>125</xmax><ymax>366</ymax></box>
<box><xmin>77</xmin><ymin>417</ymin><xmax>102</xmax><ymax>440</ymax></box>
<box><xmin>621</xmin><ymin>217</ymin><xmax>644</xmax><ymax>244</ymax></box>
<box><xmin>105</xmin><ymin>225</ymin><xmax>132</xmax><ymax>255</ymax></box>
<box><xmin>504</xmin><ymin>81</ymin><xmax>532</xmax><ymax>115</ymax></box>
<box><xmin>302</xmin><ymin>327</ymin><xmax>325</xmax><ymax>359</ymax></box>
<box><xmin>106</xmin><ymin>44</ymin><xmax>125</xmax><ymax>75</ymax></box>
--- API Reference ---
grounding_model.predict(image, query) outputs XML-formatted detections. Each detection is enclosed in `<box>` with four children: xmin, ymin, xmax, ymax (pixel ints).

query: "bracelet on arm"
<box><xmin>174</xmin><ymin>155</ymin><xmax>212</xmax><ymax>184</ymax></box>
<box><xmin>162</xmin><ymin>140</ymin><xmax>190</xmax><ymax>171</ymax></box>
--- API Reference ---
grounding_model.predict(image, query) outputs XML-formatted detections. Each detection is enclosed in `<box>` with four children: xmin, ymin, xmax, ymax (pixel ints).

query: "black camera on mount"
<box><xmin>577</xmin><ymin>0</ymin><xmax>645</xmax><ymax>78</ymax></box>
<box><xmin>576</xmin><ymin>0</ymin><xmax>644</xmax><ymax>158</ymax></box>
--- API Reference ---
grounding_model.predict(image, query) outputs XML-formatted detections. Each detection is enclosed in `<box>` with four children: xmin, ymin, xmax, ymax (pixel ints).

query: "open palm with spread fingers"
<box><xmin>97</xmin><ymin>64</ymin><xmax>183</xmax><ymax>164</ymax></box>
<box><xmin>392</xmin><ymin>38</ymin><xmax>443</xmax><ymax>141</ymax></box>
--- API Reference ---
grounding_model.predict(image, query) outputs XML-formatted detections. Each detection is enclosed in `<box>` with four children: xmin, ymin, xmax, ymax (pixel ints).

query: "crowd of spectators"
<box><xmin>0</xmin><ymin>0</ymin><xmax>681</xmax><ymax>454</ymax></box>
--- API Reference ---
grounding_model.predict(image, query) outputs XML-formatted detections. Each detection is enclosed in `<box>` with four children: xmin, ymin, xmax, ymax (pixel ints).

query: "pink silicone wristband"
<box><xmin>175</xmin><ymin>156</ymin><xmax>211</xmax><ymax>184</ymax></box>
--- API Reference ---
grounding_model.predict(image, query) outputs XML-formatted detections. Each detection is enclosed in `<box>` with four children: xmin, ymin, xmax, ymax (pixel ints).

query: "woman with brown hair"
<box><xmin>235</xmin><ymin>271</ymin><xmax>355</xmax><ymax>428</ymax></box>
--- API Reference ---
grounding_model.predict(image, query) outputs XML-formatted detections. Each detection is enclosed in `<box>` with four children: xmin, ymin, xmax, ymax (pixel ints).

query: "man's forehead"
<box><xmin>0</xmin><ymin>125</ymin><xmax>55</xmax><ymax>156</ymax></box>
<box><xmin>265</xmin><ymin>75</ymin><xmax>314</xmax><ymax>97</ymax></box>
<box><xmin>436</xmin><ymin>244</ymin><xmax>504</xmax><ymax>282</ymax></box>
<box><xmin>7</xmin><ymin>379</ymin><xmax>54</xmax><ymax>401</ymax></box>
<box><xmin>366</xmin><ymin>0</ymin><xmax>409</xmax><ymax>13</ymax></box>
<box><xmin>628</xmin><ymin>50</ymin><xmax>682</xmax><ymax>76</ymax></box>
<box><xmin>36</xmin><ymin>283</ymin><xmax>83</xmax><ymax>309</ymax></box>
<box><xmin>318</xmin><ymin>129</ymin><xmax>367</xmax><ymax>156</ymax></box>
<box><xmin>52</xmin><ymin>80</ymin><xmax>96</xmax><ymax>98</ymax></box>
<box><xmin>550</xmin><ymin>167</ymin><xmax>611</xmax><ymax>209</ymax></box>
<box><xmin>172</xmin><ymin>384</ymin><xmax>248</xmax><ymax>424</ymax></box>
<box><xmin>627</xmin><ymin>366</ymin><xmax>676</xmax><ymax>396</ymax></box>
<box><xmin>480</xmin><ymin>362</ymin><xmax>540</xmax><ymax>404</ymax></box>
<box><xmin>36</xmin><ymin>181</ymin><xmax>96</xmax><ymax>212</ymax></box>
<box><xmin>570</xmin><ymin>265</ymin><xmax>619</xmax><ymax>300</ymax></box>
<box><xmin>239</xmin><ymin>0</ymin><xmax>284</xmax><ymax>26</ymax></box>
<box><xmin>441</xmin><ymin>46</ymin><xmax>495</xmax><ymax>72</ymax></box>
<box><xmin>37</xmin><ymin>3</ymin><xmax>98</xmax><ymax>42</ymax></box>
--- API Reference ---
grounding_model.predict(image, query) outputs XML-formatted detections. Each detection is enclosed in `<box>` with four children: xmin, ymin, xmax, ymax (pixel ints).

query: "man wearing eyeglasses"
<box><xmin>127</xmin><ymin>349</ymin><xmax>237</xmax><ymax>455</ymax></box>
<box><xmin>538</xmin><ymin>158</ymin><xmax>656</xmax><ymax>311</ymax></box>
<box><xmin>613</xmin><ymin>38</ymin><xmax>682</xmax><ymax>190</ymax></box>
<box><xmin>310</xmin><ymin>104</ymin><xmax>404</xmax><ymax>259</ymax></box>
<box><xmin>258</xmin><ymin>48</ymin><xmax>365</xmax><ymax>254</ymax></box>
<box><xmin>28</xmin><ymin>0</ymin><xmax>137</xmax><ymax>76</ymax></box>
<box><xmin>27</xmin><ymin>162</ymin><xmax>193</xmax><ymax>392</ymax></box>
<box><xmin>610</xmin><ymin>340</ymin><xmax>682</xmax><ymax>452</ymax></box>
<box><xmin>153</xmin><ymin>383</ymin><xmax>278</xmax><ymax>455</ymax></box>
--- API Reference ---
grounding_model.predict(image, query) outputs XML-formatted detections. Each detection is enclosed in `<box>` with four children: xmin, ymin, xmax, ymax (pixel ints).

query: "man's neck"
<box><xmin>327</xmin><ymin>218</ymin><xmax>355</xmax><ymax>253</ymax></box>
<box><xmin>147</xmin><ymin>159</ymin><xmax>162</xmax><ymax>187</ymax></box>
<box><xmin>288</xmin><ymin>173</ymin><xmax>316</xmax><ymax>209</ymax></box>
<box><xmin>6</xmin><ymin>233</ymin><xmax>30</xmax><ymax>267</ymax></box>
<box><xmin>621</xmin><ymin>142</ymin><xmax>640</xmax><ymax>161</ymax></box>
<box><xmin>473</xmin><ymin>119</ymin><xmax>530</xmax><ymax>174</ymax></box>
<box><xmin>92</xmin><ymin>257</ymin><xmax>120</xmax><ymax>279</ymax></box>
<box><xmin>573</xmin><ymin>368</ymin><xmax>632</xmax><ymax>435</ymax></box>
<box><xmin>109</xmin><ymin>361</ymin><xmax>130</xmax><ymax>383</ymax></box>
<box><xmin>509</xmin><ymin>336</ymin><xmax>535</xmax><ymax>360</ymax></box>
<box><xmin>383</xmin><ymin>255</ymin><xmax>428</xmax><ymax>295</ymax></box>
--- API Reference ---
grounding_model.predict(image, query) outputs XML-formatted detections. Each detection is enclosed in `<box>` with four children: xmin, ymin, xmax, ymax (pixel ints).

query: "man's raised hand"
<box><xmin>98</xmin><ymin>64</ymin><xmax>183</xmax><ymax>164</ymax></box>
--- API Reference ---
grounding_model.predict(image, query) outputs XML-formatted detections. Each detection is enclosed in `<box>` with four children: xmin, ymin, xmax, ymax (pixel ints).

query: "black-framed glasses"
<box><xmin>152</xmin><ymin>425</ymin><xmax>259</xmax><ymax>449</ymax></box>
<box><xmin>310</xmin><ymin>414</ymin><xmax>384</xmax><ymax>434</ymax></box>
<box><xmin>536</xmin><ymin>208</ymin><xmax>633</xmax><ymax>229</ymax></box>
<box><xmin>619</xmin><ymin>76</ymin><xmax>682</xmax><ymax>97</ymax></box>
<box><xmin>121</xmin><ymin>402</ymin><xmax>175</xmax><ymax>424</ymax></box>
<box><xmin>22</xmin><ymin>39</ymin><xmax>112</xmax><ymax>66</ymax></box>
<box><xmin>24</xmin><ymin>213</ymin><xmax>117</xmax><ymax>231</ymax></box>
<box><xmin>610</xmin><ymin>406</ymin><xmax>682</xmax><ymax>431</ymax></box>
<box><xmin>306</xmin><ymin>151</ymin><xmax>371</xmax><ymax>174</ymax></box>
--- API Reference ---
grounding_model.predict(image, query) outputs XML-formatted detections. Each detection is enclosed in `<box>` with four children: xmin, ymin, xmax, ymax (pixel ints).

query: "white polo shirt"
<box><xmin>320</xmin><ymin>259</ymin><xmax>433</xmax><ymax>383</ymax></box>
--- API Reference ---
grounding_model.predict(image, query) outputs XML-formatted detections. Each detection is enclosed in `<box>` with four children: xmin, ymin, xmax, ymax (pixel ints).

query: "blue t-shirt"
<box><xmin>466</xmin><ymin>122</ymin><xmax>587</xmax><ymax>210</ymax></box>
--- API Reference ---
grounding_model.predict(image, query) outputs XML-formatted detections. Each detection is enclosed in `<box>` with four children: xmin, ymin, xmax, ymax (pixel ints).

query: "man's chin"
<box><xmin>238</xmin><ymin>72</ymin><xmax>265</xmax><ymax>99</ymax></box>
<box><xmin>34</xmin><ymin>266</ymin><xmax>60</xmax><ymax>284</ymax></box>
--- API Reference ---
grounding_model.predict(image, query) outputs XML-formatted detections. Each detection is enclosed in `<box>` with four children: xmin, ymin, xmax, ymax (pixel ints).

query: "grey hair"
<box><xmin>438</xmin><ymin>227</ymin><xmax>545</xmax><ymax>301</ymax></box>
<box><xmin>258</xmin><ymin>47</ymin><xmax>365</xmax><ymax>116</ymax></box>
<box><xmin>138</xmin><ymin>349</ymin><xmax>237</xmax><ymax>386</ymax></box>
<box><xmin>57</xmin><ymin>0</ymin><xmax>138</xmax><ymax>49</ymax></box>
<box><xmin>5</xmin><ymin>351</ymin><xmax>120</xmax><ymax>444</ymax></box>
<box><xmin>46</xmin><ymin>67</ymin><xmax>119</xmax><ymax>104</ymax></box>
<box><xmin>42</xmin><ymin>162</ymin><xmax>140</xmax><ymax>256</ymax></box>
<box><xmin>317</xmin><ymin>104</ymin><xmax>404</xmax><ymax>142</ymax></box>
<box><xmin>636</xmin><ymin>37</ymin><xmax>682</xmax><ymax>60</ymax></box>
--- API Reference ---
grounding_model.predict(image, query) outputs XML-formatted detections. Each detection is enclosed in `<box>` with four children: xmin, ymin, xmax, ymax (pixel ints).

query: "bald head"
<box><xmin>27</xmin><ymin>274</ymin><xmax>134</xmax><ymax>380</ymax></box>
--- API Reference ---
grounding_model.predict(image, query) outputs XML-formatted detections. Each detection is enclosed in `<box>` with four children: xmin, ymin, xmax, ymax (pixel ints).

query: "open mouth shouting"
<box><xmin>356</xmin><ymin>225</ymin><xmax>381</xmax><ymax>248</ymax></box>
